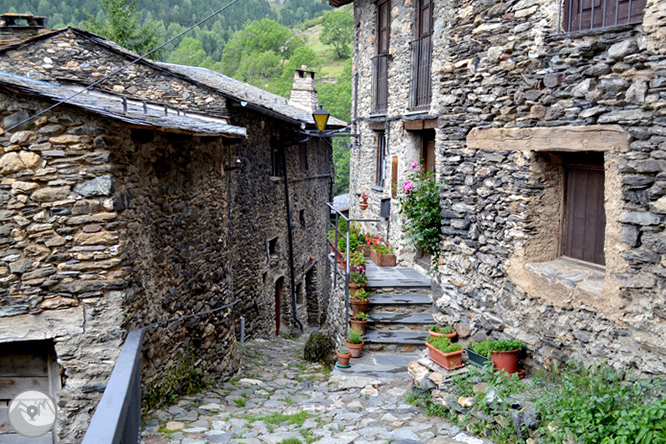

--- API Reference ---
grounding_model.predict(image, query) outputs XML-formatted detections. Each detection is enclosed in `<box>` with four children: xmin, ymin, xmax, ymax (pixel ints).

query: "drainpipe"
<box><xmin>282</xmin><ymin>136</ymin><xmax>309</xmax><ymax>333</ymax></box>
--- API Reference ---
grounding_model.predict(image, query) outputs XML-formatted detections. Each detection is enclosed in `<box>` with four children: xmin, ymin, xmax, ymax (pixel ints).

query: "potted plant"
<box><xmin>349</xmin><ymin>288</ymin><xmax>369</xmax><ymax>316</ymax></box>
<box><xmin>350</xmin><ymin>312</ymin><xmax>369</xmax><ymax>334</ymax></box>
<box><xmin>349</xmin><ymin>268</ymin><xmax>368</xmax><ymax>291</ymax></box>
<box><xmin>466</xmin><ymin>340</ymin><xmax>492</xmax><ymax>368</ymax></box>
<box><xmin>488</xmin><ymin>339</ymin><xmax>523</xmax><ymax>375</ymax></box>
<box><xmin>336</xmin><ymin>344</ymin><xmax>352</xmax><ymax>367</ymax></box>
<box><xmin>428</xmin><ymin>325</ymin><xmax>457</xmax><ymax>342</ymax></box>
<box><xmin>368</xmin><ymin>234</ymin><xmax>396</xmax><ymax>267</ymax></box>
<box><xmin>466</xmin><ymin>338</ymin><xmax>523</xmax><ymax>375</ymax></box>
<box><xmin>345</xmin><ymin>329</ymin><xmax>364</xmax><ymax>358</ymax></box>
<box><xmin>425</xmin><ymin>336</ymin><xmax>463</xmax><ymax>370</ymax></box>
<box><xmin>350</xmin><ymin>288</ymin><xmax>369</xmax><ymax>316</ymax></box>
<box><xmin>359</xmin><ymin>192</ymin><xmax>369</xmax><ymax>210</ymax></box>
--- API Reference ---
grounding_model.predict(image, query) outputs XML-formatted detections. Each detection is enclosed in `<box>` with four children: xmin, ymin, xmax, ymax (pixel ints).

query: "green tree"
<box><xmin>320</xmin><ymin>9</ymin><xmax>352</xmax><ymax>59</ymax></box>
<box><xmin>167</xmin><ymin>37</ymin><xmax>211</xmax><ymax>67</ymax></box>
<box><xmin>84</xmin><ymin>0</ymin><xmax>160</xmax><ymax>56</ymax></box>
<box><xmin>220</xmin><ymin>18</ymin><xmax>302</xmax><ymax>77</ymax></box>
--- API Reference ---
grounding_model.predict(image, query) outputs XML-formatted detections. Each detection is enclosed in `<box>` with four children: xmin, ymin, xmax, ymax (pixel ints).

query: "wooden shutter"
<box><xmin>377</xmin><ymin>0</ymin><xmax>390</xmax><ymax>54</ymax></box>
<box><xmin>376</xmin><ymin>131</ymin><xmax>386</xmax><ymax>186</ymax></box>
<box><xmin>563</xmin><ymin>158</ymin><xmax>606</xmax><ymax>266</ymax></box>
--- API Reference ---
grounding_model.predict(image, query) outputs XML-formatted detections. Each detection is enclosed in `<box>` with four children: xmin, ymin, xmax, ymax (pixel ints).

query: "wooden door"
<box><xmin>421</xmin><ymin>130</ymin><xmax>435</xmax><ymax>175</ymax></box>
<box><xmin>563</xmin><ymin>157</ymin><xmax>606</xmax><ymax>266</ymax></box>
<box><xmin>275</xmin><ymin>278</ymin><xmax>282</xmax><ymax>335</ymax></box>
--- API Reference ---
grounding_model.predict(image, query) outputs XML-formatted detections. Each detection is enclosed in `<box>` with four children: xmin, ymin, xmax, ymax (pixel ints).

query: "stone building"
<box><xmin>0</xmin><ymin>15</ymin><xmax>343</xmax><ymax>443</ymax></box>
<box><xmin>338</xmin><ymin>0</ymin><xmax>666</xmax><ymax>374</ymax></box>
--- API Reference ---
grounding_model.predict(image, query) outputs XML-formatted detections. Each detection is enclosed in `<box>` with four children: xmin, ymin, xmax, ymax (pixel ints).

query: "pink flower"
<box><xmin>411</xmin><ymin>161</ymin><xmax>419</xmax><ymax>169</ymax></box>
<box><xmin>402</xmin><ymin>180</ymin><xmax>414</xmax><ymax>194</ymax></box>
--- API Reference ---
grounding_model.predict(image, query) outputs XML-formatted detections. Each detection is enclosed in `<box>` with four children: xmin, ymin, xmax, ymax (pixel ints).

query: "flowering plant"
<box><xmin>350</xmin><ymin>288</ymin><xmax>369</xmax><ymax>301</ymax></box>
<box><xmin>360</xmin><ymin>192</ymin><xmax>368</xmax><ymax>204</ymax></box>
<box><xmin>349</xmin><ymin>269</ymin><xmax>368</xmax><ymax>285</ymax></box>
<box><xmin>350</xmin><ymin>250</ymin><xmax>366</xmax><ymax>268</ymax></box>
<box><xmin>398</xmin><ymin>160</ymin><xmax>445</xmax><ymax>268</ymax></box>
<box><xmin>366</xmin><ymin>234</ymin><xmax>394</xmax><ymax>255</ymax></box>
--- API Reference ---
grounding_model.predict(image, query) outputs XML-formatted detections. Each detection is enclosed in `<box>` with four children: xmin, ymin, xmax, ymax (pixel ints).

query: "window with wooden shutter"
<box><xmin>561</xmin><ymin>0</ymin><xmax>646</xmax><ymax>32</ymax></box>
<box><xmin>562</xmin><ymin>152</ymin><xmax>606</xmax><ymax>266</ymax></box>
<box><xmin>372</xmin><ymin>0</ymin><xmax>390</xmax><ymax>114</ymax></box>
<box><xmin>376</xmin><ymin>131</ymin><xmax>387</xmax><ymax>186</ymax></box>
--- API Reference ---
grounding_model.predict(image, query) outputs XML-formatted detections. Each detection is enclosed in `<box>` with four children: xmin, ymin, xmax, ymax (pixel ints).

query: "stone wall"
<box><xmin>225</xmin><ymin>107</ymin><xmax>334</xmax><ymax>338</ymax></box>
<box><xmin>349</xmin><ymin>0</ymin><xmax>666</xmax><ymax>374</ymax></box>
<box><xmin>0</xmin><ymin>28</ymin><xmax>229</xmax><ymax>118</ymax></box>
<box><xmin>0</xmin><ymin>90</ymin><xmax>242</xmax><ymax>442</ymax></box>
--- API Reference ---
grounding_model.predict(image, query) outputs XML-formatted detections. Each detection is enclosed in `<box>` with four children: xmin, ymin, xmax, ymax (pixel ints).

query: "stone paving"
<box><xmin>141</xmin><ymin>335</ymin><xmax>492</xmax><ymax>444</ymax></box>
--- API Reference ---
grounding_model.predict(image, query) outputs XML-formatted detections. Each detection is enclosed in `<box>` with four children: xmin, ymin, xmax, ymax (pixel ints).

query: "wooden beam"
<box><xmin>368</xmin><ymin>121</ymin><xmax>385</xmax><ymax>130</ymax></box>
<box><xmin>466</xmin><ymin>125</ymin><xmax>629</xmax><ymax>152</ymax></box>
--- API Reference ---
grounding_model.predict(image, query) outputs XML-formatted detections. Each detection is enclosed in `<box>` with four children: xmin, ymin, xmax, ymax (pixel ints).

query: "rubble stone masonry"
<box><xmin>349</xmin><ymin>0</ymin><xmax>666</xmax><ymax>374</ymax></box>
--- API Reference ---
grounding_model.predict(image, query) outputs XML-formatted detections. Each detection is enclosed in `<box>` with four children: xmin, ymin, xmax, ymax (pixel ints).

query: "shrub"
<box><xmin>303</xmin><ymin>330</ymin><xmax>332</xmax><ymax>362</ymax></box>
<box><xmin>397</xmin><ymin>160</ymin><xmax>445</xmax><ymax>268</ymax></box>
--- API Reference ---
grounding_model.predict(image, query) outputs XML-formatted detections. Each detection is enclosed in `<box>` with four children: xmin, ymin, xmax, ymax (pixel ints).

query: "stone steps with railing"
<box><xmin>362</xmin><ymin>262</ymin><xmax>435</xmax><ymax>352</ymax></box>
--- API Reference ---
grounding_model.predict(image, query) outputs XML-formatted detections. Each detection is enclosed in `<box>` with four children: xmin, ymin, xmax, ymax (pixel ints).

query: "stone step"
<box><xmin>368</xmin><ymin>312</ymin><xmax>434</xmax><ymax>324</ymax></box>
<box><xmin>366</xmin><ymin>277</ymin><xmax>431</xmax><ymax>289</ymax></box>
<box><xmin>368</xmin><ymin>294</ymin><xmax>432</xmax><ymax>305</ymax></box>
<box><xmin>363</xmin><ymin>330</ymin><xmax>428</xmax><ymax>345</ymax></box>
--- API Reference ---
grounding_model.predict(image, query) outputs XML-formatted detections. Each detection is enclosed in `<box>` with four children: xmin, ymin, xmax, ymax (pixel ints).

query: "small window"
<box><xmin>299</xmin><ymin>209</ymin><xmax>305</xmax><ymax>227</ymax></box>
<box><xmin>376</xmin><ymin>131</ymin><xmax>387</xmax><ymax>186</ymax></box>
<box><xmin>421</xmin><ymin>130</ymin><xmax>435</xmax><ymax>176</ymax></box>
<box><xmin>298</xmin><ymin>143</ymin><xmax>308</xmax><ymax>172</ymax></box>
<box><xmin>561</xmin><ymin>0</ymin><xmax>645</xmax><ymax>33</ymax></box>
<box><xmin>562</xmin><ymin>152</ymin><xmax>606</xmax><ymax>266</ymax></box>
<box><xmin>268</xmin><ymin>237</ymin><xmax>280</xmax><ymax>257</ymax></box>
<box><xmin>270</xmin><ymin>138</ymin><xmax>284</xmax><ymax>177</ymax></box>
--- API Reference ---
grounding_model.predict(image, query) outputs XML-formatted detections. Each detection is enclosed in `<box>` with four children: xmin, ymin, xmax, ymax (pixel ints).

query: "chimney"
<box><xmin>289</xmin><ymin>66</ymin><xmax>318</xmax><ymax>113</ymax></box>
<box><xmin>0</xmin><ymin>14</ymin><xmax>48</xmax><ymax>47</ymax></box>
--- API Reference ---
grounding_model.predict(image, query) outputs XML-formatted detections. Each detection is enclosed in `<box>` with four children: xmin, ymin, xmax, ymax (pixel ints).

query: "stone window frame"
<box><xmin>467</xmin><ymin>125</ymin><xmax>628</xmax><ymax>311</ymax></box>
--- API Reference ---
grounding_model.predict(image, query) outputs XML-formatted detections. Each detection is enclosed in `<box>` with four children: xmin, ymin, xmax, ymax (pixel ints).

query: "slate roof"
<box><xmin>0</xmin><ymin>70</ymin><xmax>247</xmax><ymax>137</ymax></box>
<box><xmin>162</xmin><ymin>63</ymin><xmax>347</xmax><ymax>128</ymax></box>
<box><xmin>0</xmin><ymin>26</ymin><xmax>347</xmax><ymax>129</ymax></box>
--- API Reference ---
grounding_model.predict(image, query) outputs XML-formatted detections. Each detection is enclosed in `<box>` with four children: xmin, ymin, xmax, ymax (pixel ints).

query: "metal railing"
<box><xmin>326</xmin><ymin>203</ymin><xmax>381</xmax><ymax>339</ymax></box>
<box><xmin>408</xmin><ymin>34</ymin><xmax>432</xmax><ymax>110</ymax></box>
<box><xmin>371</xmin><ymin>54</ymin><xmax>389</xmax><ymax>115</ymax></box>
<box><xmin>82</xmin><ymin>300</ymin><xmax>240</xmax><ymax>444</ymax></box>
<box><xmin>559</xmin><ymin>0</ymin><xmax>645</xmax><ymax>33</ymax></box>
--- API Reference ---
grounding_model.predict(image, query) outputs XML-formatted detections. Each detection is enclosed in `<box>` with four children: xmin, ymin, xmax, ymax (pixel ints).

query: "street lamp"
<box><xmin>312</xmin><ymin>106</ymin><xmax>330</xmax><ymax>132</ymax></box>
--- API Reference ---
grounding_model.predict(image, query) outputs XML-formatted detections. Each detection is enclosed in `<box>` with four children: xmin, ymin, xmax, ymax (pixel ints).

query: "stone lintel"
<box><xmin>467</xmin><ymin>125</ymin><xmax>629</xmax><ymax>152</ymax></box>
<box><xmin>404</xmin><ymin>118</ymin><xmax>439</xmax><ymax>131</ymax></box>
<box><xmin>0</xmin><ymin>307</ymin><xmax>84</xmax><ymax>342</ymax></box>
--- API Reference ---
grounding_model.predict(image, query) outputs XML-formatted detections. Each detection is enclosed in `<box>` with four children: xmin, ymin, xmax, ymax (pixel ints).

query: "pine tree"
<box><xmin>84</xmin><ymin>0</ymin><xmax>160</xmax><ymax>56</ymax></box>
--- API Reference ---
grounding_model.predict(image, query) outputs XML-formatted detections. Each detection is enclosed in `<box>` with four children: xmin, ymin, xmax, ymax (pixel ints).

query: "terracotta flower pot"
<box><xmin>337</xmin><ymin>350</ymin><xmax>352</xmax><ymax>366</ymax></box>
<box><xmin>425</xmin><ymin>342</ymin><xmax>464</xmax><ymax>370</ymax></box>
<box><xmin>349</xmin><ymin>282</ymin><xmax>367</xmax><ymax>291</ymax></box>
<box><xmin>362</xmin><ymin>246</ymin><xmax>372</xmax><ymax>257</ymax></box>
<box><xmin>349</xmin><ymin>318</ymin><xmax>368</xmax><ymax>334</ymax></box>
<box><xmin>491</xmin><ymin>349</ymin><xmax>519</xmax><ymax>375</ymax></box>
<box><xmin>336</xmin><ymin>249</ymin><xmax>344</xmax><ymax>263</ymax></box>
<box><xmin>359</xmin><ymin>202</ymin><xmax>369</xmax><ymax>210</ymax></box>
<box><xmin>345</xmin><ymin>340</ymin><xmax>364</xmax><ymax>358</ymax></box>
<box><xmin>428</xmin><ymin>330</ymin><xmax>443</xmax><ymax>338</ymax></box>
<box><xmin>370</xmin><ymin>249</ymin><xmax>396</xmax><ymax>267</ymax></box>
<box><xmin>350</xmin><ymin>299</ymin><xmax>368</xmax><ymax>316</ymax></box>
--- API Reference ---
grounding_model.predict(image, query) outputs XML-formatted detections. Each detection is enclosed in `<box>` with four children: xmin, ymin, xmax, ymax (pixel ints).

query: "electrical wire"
<box><xmin>4</xmin><ymin>0</ymin><xmax>244</xmax><ymax>133</ymax></box>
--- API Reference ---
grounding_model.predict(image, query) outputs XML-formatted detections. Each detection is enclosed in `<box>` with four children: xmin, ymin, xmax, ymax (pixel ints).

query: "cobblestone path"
<box><xmin>141</xmin><ymin>336</ymin><xmax>489</xmax><ymax>444</ymax></box>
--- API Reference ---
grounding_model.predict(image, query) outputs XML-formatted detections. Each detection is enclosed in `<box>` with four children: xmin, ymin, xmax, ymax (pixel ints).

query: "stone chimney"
<box><xmin>0</xmin><ymin>14</ymin><xmax>48</xmax><ymax>47</ymax></box>
<box><xmin>289</xmin><ymin>66</ymin><xmax>318</xmax><ymax>113</ymax></box>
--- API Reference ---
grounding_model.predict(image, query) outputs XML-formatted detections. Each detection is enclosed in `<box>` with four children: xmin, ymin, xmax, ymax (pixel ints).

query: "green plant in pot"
<box><xmin>350</xmin><ymin>311</ymin><xmax>369</xmax><ymax>334</ymax></box>
<box><xmin>470</xmin><ymin>338</ymin><xmax>524</xmax><ymax>375</ymax></box>
<box><xmin>336</xmin><ymin>344</ymin><xmax>351</xmax><ymax>367</ymax></box>
<box><xmin>350</xmin><ymin>288</ymin><xmax>369</xmax><ymax>316</ymax></box>
<box><xmin>428</xmin><ymin>325</ymin><xmax>457</xmax><ymax>341</ymax></box>
<box><xmin>349</xmin><ymin>266</ymin><xmax>367</xmax><ymax>290</ymax></box>
<box><xmin>345</xmin><ymin>329</ymin><xmax>364</xmax><ymax>358</ymax></box>
<box><xmin>425</xmin><ymin>336</ymin><xmax>463</xmax><ymax>370</ymax></box>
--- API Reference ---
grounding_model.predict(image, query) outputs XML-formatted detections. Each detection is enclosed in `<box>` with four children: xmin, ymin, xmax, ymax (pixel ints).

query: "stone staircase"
<box><xmin>363</xmin><ymin>262</ymin><xmax>434</xmax><ymax>352</ymax></box>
